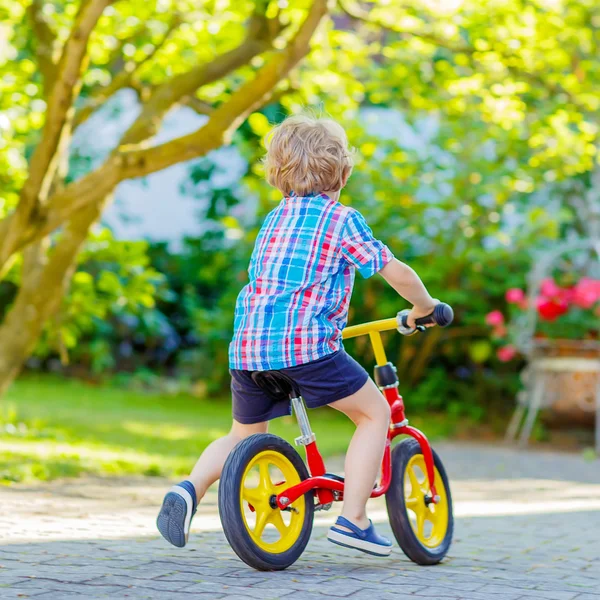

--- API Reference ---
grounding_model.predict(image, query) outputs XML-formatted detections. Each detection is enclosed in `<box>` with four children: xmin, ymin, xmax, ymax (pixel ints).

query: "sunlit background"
<box><xmin>0</xmin><ymin>0</ymin><xmax>598</xmax><ymax>486</ymax></box>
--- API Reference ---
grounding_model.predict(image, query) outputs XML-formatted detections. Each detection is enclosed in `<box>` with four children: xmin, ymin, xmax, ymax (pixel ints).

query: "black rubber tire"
<box><xmin>385</xmin><ymin>438</ymin><xmax>454</xmax><ymax>565</ymax></box>
<box><xmin>218</xmin><ymin>433</ymin><xmax>314</xmax><ymax>571</ymax></box>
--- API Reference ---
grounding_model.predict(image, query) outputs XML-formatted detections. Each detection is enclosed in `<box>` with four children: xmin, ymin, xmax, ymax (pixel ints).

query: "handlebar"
<box><xmin>397</xmin><ymin>302</ymin><xmax>454</xmax><ymax>336</ymax></box>
<box><xmin>342</xmin><ymin>303</ymin><xmax>454</xmax><ymax>340</ymax></box>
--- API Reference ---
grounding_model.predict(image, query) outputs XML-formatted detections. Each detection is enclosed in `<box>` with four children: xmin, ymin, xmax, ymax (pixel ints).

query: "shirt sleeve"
<box><xmin>340</xmin><ymin>209</ymin><xmax>394</xmax><ymax>278</ymax></box>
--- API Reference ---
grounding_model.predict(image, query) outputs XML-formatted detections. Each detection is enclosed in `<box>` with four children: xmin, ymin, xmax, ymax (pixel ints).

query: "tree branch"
<box><xmin>183</xmin><ymin>85</ymin><xmax>296</xmax><ymax>116</ymax></box>
<box><xmin>23</xmin><ymin>0</ymin><xmax>113</xmax><ymax>206</ymax></box>
<box><xmin>74</xmin><ymin>14</ymin><xmax>183</xmax><ymax>129</ymax></box>
<box><xmin>0</xmin><ymin>1</ymin><xmax>267</xmax><ymax>274</ymax></box>
<box><xmin>183</xmin><ymin>96</ymin><xmax>215</xmax><ymax>116</ymax></box>
<box><xmin>27</xmin><ymin>0</ymin><xmax>58</xmax><ymax>93</ymax></box>
<box><xmin>104</xmin><ymin>22</ymin><xmax>151</xmax><ymax>74</ymax></box>
<box><xmin>339</xmin><ymin>0</ymin><xmax>472</xmax><ymax>52</ymax></box>
<box><xmin>119</xmin><ymin>0</ymin><xmax>329</xmax><ymax>177</ymax></box>
<box><xmin>183</xmin><ymin>80</ymin><xmax>296</xmax><ymax>118</ymax></box>
<box><xmin>119</xmin><ymin>2</ymin><xmax>289</xmax><ymax>147</ymax></box>
<box><xmin>34</xmin><ymin>156</ymin><xmax>123</xmax><ymax>241</ymax></box>
<box><xmin>0</xmin><ymin>0</ymin><xmax>328</xmax><ymax>269</ymax></box>
<box><xmin>0</xmin><ymin>0</ymin><xmax>112</xmax><ymax>276</ymax></box>
<box><xmin>12</xmin><ymin>0</ymin><xmax>329</xmax><ymax>253</ymax></box>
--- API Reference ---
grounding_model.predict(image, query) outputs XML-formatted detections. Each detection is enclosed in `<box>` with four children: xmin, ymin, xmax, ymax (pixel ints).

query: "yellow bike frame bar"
<box><xmin>342</xmin><ymin>318</ymin><xmax>398</xmax><ymax>367</ymax></box>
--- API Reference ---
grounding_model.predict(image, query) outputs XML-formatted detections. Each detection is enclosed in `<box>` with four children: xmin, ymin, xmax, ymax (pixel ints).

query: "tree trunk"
<box><xmin>0</xmin><ymin>0</ymin><xmax>329</xmax><ymax>397</ymax></box>
<box><xmin>0</xmin><ymin>198</ymin><xmax>107</xmax><ymax>396</ymax></box>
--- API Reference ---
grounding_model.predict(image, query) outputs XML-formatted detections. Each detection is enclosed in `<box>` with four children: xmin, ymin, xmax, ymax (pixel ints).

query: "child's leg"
<box><xmin>188</xmin><ymin>419</ymin><xmax>268</xmax><ymax>502</ymax></box>
<box><xmin>157</xmin><ymin>419</ymin><xmax>267</xmax><ymax>547</ymax></box>
<box><xmin>330</xmin><ymin>378</ymin><xmax>391</xmax><ymax>529</ymax></box>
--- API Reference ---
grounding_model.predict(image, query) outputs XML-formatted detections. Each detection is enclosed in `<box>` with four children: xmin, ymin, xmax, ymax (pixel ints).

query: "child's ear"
<box><xmin>341</xmin><ymin>165</ymin><xmax>352</xmax><ymax>188</ymax></box>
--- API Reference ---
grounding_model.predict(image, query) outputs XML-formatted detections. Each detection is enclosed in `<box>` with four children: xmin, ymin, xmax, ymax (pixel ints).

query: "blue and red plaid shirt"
<box><xmin>229</xmin><ymin>192</ymin><xmax>394</xmax><ymax>370</ymax></box>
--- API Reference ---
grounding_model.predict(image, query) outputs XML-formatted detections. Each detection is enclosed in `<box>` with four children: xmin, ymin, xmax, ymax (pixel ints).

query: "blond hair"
<box><xmin>264</xmin><ymin>114</ymin><xmax>353</xmax><ymax>196</ymax></box>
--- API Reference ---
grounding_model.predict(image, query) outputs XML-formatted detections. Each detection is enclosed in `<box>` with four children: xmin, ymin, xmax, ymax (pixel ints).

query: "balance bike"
<box><xmin>218</xmin><ymin>304</ymin><xmax>455</xmax><ymax>570</ymax></box>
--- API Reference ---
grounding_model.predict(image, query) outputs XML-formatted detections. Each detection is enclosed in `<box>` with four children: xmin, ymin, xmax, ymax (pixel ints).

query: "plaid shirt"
<box><xmin>229</xmin><ymin>193</ymin><xmax>394</xmax><ymax>370</ymax></box>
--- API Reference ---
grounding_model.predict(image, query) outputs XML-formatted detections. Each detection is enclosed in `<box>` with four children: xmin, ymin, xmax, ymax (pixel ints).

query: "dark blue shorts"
<box><xmin>230</xmin><ymin>350</ymin><xmax>369</xmax><ymax>424</ymax></box>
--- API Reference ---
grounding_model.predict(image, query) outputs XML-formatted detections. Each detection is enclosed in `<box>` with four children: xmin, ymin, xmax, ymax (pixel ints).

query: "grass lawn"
<box><xmin>0</xmin><ymin>375</ymin><xmax>459</xmax><ymax>484</ymax></box>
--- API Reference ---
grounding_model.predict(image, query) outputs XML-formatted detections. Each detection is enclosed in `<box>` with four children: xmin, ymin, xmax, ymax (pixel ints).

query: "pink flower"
<box><xmin>572</xmin><ymin>278</ymin><xmax>600</xmax><ymax>309</ymax></box>
<box><xmin>505</xmin><ymin>288</ymin><xmax>525</xmax><ymax>304</ymax></box>
<box><xmin>540</xmin><ymin>278</ymin><xmax>561</xmax><ymax>298</ymax></box>
<box><xmin>497</xmin><ymin>345</ymin><xmax>517</xmax><ymax>362</ymax></box>
<box><xmin>485</xmin><ymin>310</ymin><xmax>504</xmax><ymax>327</ymax></box>
<box><xmin>559</xmin><ymin>286</ymin><xmax>575</xmax><ymax>304</ymax></box>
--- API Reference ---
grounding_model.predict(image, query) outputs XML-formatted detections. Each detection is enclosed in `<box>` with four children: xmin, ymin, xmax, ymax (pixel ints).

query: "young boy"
<box><xmin>157</xmin><ymin>114</ymin><xmax>437</xmax><ymax>557</ymax></box>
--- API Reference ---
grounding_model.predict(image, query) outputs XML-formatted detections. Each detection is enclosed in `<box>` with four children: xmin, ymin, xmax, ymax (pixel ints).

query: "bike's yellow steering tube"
<box><xmin>342</xmin><ymin>318</ymin><xmax>398</xmax><ymax>340</ymax></box>
<box><xmin>342</xmin><ymin>318</ymin><xmax>398</xmax><ymax>367</ymax></box>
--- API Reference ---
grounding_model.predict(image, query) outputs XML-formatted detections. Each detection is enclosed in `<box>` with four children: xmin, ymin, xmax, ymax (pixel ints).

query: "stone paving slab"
<box><xmin>1</xmin><ymin>443</ymin><xmax>599</xmax><ymax>599</ymax></box>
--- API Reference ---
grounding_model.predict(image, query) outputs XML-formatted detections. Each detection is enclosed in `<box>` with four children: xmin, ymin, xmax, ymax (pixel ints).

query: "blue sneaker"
<box><xmin>156</xmin><ymin>480</ymin><xmax>197</xmax><ymax>548</ymax></box>
<box><xmin>327</xmin><ymin>516</ymin><xmax>393</xmax><ymax>556</ymax></box>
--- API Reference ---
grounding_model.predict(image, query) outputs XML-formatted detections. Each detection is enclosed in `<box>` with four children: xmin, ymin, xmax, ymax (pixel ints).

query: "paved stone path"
<box><xmin>1</xmin><ymin>442</ymin><xmax>599</xmax><ymax>599</ymax></box>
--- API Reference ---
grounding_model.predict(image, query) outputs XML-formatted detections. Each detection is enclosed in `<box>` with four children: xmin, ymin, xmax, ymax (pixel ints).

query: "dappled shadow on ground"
<box><xmin>434</xmin><ymin>441</ymin><xmax>600</xmax><ymax>484</ymax></box>
<box><xmin>1</xmin><ymin>509</ymin><xmax>599</xmax><ymax>600</ymax></box>
<box><xmin>2</xmin><ymin>443</ymin><xmax>599</xmax><ymax>598</ymax></box>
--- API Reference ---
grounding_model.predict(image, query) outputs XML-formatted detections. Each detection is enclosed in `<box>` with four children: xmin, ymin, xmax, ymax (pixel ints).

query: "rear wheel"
<box><xmin>218</xmin><ymin>433</ymin><xmax>314</xmax><ymax>571</ymax></box>
<box><xmin>385</xmin><ymin>438</ymin><xmax>453</xmax><ymax>565</ymax></box>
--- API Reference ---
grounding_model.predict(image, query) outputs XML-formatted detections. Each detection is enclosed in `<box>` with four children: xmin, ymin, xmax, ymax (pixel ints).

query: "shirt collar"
<box><xmin>285</xmin><ymin>191</ymin><xmax>331</xmax><ymax>202</ymax></box>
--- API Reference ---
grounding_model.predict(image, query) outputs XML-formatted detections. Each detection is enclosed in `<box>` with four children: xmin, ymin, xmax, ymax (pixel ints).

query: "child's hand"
<box><xmin>406</xmin><ymin>300</ymin><xmax>439</xmax><ymax>329</ymax></box>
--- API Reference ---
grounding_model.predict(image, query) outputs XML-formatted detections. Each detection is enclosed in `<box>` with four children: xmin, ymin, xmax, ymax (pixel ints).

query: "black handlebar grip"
<box><xmin>414</xmin><ymin>303</ymin><xmax>454</xmax><ymax>327</ymax></box>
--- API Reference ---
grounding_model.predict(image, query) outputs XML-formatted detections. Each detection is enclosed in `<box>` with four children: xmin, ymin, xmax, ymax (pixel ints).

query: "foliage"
<box><xmin>1</xmin><ymin>0</ymin><xmax>599</xmax><ymax>414</ymax></box>
<box><xmin>55</xmin><ymin>230</ymin><xmax>175</xmax><ymax>373</ymax></box>
<box><xmin>147</xmin><ymin>231</ymin><xmax>253</xmax><ymax>392</ymax></box>
<box><xmin>0</xmin><ymin>228</ymin><xmax>172</xmax><ymax>374</ymax></box>
<box><xmin>0</xmin><ymin>1</ymin><xmax>33</xmax><ymax>220</ymax></box>
<box><xmin>346</xmin><ymin>0</ymin><xmax>599</xmax><ymax>183</ymax></box>
<box><xmin>0</xmin><ymin>0</ymin><xmax>331</xmax><ymax>395</ymax></box>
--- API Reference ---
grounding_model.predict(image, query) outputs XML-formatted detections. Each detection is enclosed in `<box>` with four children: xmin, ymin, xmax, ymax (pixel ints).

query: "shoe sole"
<box><xmin>327</xmin><ymin>530</ymin><xmax>392</xmax><ymax>557</ymax></box>
<box><xmin>156</xmin><ymin>487</ymin><xmax>194</xmax><ymax>548</ymax></box>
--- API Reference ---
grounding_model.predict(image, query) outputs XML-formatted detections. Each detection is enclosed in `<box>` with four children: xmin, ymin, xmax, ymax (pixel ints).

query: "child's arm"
<box><xmin>379</xmin><ymin>258</ymin><xmax>437</xmax><ymax>328</ymax></box>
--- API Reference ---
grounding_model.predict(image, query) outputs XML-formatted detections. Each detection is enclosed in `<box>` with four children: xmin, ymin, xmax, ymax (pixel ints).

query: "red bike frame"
<box><xmin>274</xmin><ymin>318</ymin><xmax>439</xmax><ymax>511</ymax></box>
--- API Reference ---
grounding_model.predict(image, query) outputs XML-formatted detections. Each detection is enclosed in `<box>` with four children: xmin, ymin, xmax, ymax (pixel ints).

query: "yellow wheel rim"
<box><xmin>404</xmin><ymin>454</ymin><xmax>449</xmax><ymax>549</ymax></box>
<box><xmin>239</xmin><ymin>450</ymin><xmax>306</xmax><ymax>553</ymax></box>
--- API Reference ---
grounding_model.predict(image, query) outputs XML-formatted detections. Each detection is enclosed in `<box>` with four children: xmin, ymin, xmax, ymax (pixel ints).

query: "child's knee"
<box><xmin>230</xmin><ymin>420</ymin><xmax>268</xmax><ymax>440</ymax></box>
<box><xmin>374</xmin><ymin>396</ymin><xmax>391</xmax><ymax>424</ymax></box>
<box><xmin>357</xmin><ymin>393</ymin><xmax>390</xmax><ymax>426</ymax></box>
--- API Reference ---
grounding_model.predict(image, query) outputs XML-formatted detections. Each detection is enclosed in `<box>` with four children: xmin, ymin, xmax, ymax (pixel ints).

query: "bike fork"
<box><xmin>375</xmin><ymin>361</ymin><xmax>439</xmax><ymax>504</ymax></box>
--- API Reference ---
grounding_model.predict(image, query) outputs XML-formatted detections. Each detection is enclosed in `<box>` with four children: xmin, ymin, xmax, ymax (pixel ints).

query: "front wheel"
<box><xmin>218</xmin><ymin>433</ymin><xmax>314</xmax><ymax>571</ymax></box>
<box><xmin>385</xmin><ymin>438</ymin><xmax>454</xmax><ymax>565</ymax></box>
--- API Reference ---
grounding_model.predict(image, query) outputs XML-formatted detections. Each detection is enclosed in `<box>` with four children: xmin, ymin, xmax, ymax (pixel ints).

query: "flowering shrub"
<box><xmin>486</xmin><ymin>277</ymin><xmax>600</xmax><ymax>361</ymax></box>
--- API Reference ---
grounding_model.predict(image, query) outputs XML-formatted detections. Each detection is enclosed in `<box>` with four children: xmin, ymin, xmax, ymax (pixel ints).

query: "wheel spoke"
<box><xmin>415</xmin><ymin>509</ymin><xmax>426</xmax><ymax>539</ymax></box>
<box><xmin>254</xmin><ymin>508</ymin><xmax>269</xmax><ymax>538</ymax></box>
<box><xmin>405</xmin><ymin>495</ymin><xmax>419</xmax><ymax>508</ymax></box>
<box><xmin>268</xmin><ymin>510</ymin><xmax>288</xmax><ymax>536</ymax></box>
<box><xmin>258</xmin><ymin>461</ymin><xmax>272</xmax><ymax>492</ymax></box>
<box><xmin>242</xmin><ymin>487</ymin><xmax>261</xmax><ymax>505</ymax></box>
<box><xmin>428</xmin><ymin>505</ymin><xmax>443</xmax><ymax>528</ymax></box>
<box><xmin>407</xmin><ymin>466</ymin><xmax>421</xmax><ymax>494</ymax></box>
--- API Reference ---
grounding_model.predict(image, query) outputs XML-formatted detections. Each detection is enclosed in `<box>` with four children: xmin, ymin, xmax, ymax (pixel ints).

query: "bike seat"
<box><xmin>251</xmin><ymin>371</ymin><xmax>301</xmax><ymax>401</ymax></box>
